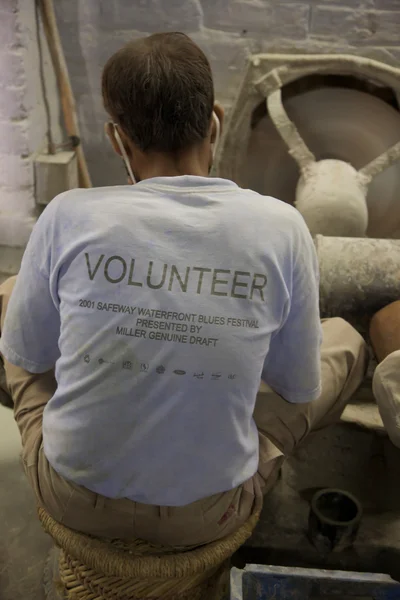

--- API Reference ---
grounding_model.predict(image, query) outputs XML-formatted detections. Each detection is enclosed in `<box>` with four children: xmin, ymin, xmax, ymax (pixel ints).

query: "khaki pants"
<box><xmin>0</xmin><ymin>276</ymin><xmax>368</xmax><ymax>547</ymax></box>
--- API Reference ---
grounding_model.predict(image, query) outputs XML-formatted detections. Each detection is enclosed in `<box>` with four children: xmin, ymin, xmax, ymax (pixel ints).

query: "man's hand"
<box><xmin>370</xmin><ymin>301</ymin><xmax>400</xmax><ymax>363</ymax></box>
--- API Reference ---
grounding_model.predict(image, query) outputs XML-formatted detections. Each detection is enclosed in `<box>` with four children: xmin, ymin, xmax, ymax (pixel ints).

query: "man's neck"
<box><xmin>132</xmin><ymin>146</ymin><xmax>210</xmax><ymax>182</ymax></box>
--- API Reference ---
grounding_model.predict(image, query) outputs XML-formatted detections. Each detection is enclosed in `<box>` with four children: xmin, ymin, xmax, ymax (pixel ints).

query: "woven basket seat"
<box><xmin>38</xmin><ymin>506</ymin><xmax>260</xmax><ymax>600</ymax></box>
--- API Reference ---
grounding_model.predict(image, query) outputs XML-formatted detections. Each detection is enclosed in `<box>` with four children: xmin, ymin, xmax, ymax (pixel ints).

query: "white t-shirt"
<box><xmin>0</xmin><ymin>176</ymin><xmax>322</xmax><ymax>505</ymax></box>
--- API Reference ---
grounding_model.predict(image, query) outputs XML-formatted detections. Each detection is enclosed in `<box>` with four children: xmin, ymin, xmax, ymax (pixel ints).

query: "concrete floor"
<box><xmin>0</xmin><ymin>405</ymin><xmax>51</xmax><ymax>600</ymax></box>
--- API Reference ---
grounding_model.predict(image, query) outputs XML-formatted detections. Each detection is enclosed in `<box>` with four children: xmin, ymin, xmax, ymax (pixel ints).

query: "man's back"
<box><xmin>2</xmin><ymin>175</ymin><xmax>321</xmax><ymax>505</ymax></box>
<box><xmin>0</xmin><ymin>32</ymin><xmax>368</xmax><ymax>549</ymax></box>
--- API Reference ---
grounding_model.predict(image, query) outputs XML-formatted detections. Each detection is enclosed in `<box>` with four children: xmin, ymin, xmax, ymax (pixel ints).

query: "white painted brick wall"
<box><xmin>100</xmin><ymin>0</ymin><xmax>204</xmax><ymax>32</ymax></box>
<box><xmin>0</xmin><ymin>0</ymin><xmax>62</xmax><ymax>273</ymax></box>
<box><xmin>0</xmin><ymin>1</ymin><xmax>33</xmax><ymax>264</ymax></box>
<box><xmin>311</xmin><ymin>6</ymin><xmax>400</xmax><ymax>44</ymax></box>
<box><xmin>202</xmin><ymin>1</ymin><xmax>310</xmax><ymax>37</ymax></box>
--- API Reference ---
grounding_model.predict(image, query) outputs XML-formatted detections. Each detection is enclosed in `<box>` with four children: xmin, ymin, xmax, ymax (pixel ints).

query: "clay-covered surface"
<box><xmin>242</xmin><ymin>415</ymin><xmax>400</xmax><ymax>578</ymax></box>
<box><xmin>239</xmin><ymin>87</ymin><xmax>400</xmax><ymax>239</ymax></box>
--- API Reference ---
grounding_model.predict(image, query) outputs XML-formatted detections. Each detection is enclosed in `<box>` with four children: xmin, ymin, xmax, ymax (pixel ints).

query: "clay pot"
<box><xmin>309</xmin><ymin>488</ymin><xmax>363</xmax><ymax>553</ymax></box>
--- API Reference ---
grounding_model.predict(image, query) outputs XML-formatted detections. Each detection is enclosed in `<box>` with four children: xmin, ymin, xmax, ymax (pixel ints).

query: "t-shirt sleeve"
<box><xmin>373</xmin><ymin>350</ymin><xmax>400</xmax><ymax>448</ymax></box>
<box><xmin>262</xmin><ymin>214</ymin><xmax>322</xmax><ymax>403</ymax></box>
<box><xmin>0</xmin><ymin>204</ymin><xmax>61</xmax><ymax>373</ymax></box>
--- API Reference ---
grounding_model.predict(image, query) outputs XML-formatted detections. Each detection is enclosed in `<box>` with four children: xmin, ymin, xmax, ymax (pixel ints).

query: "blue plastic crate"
<box><xmin>230</xmin><ymin>565</ymin><xmax>400</xmax><ymax>599</ymax></box>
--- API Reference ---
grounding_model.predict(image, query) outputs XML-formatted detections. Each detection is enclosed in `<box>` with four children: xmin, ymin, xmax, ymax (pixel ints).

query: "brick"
<box><xmin>279</xmin><ymin>0</ymin><xmax>371</xmax><ymax>3</ymax></box>
<box><xmin>0</xmin><ymin>213</ymin><xmax>35</xmax><ymax>248</ymax></box>
<box><xmin>312</xmin><ymin>0</ymin><xmax>373</xmax><ymax>4</ymax></box>
<box><xmin>308</xmin><ymin>0</ymin><xmax>400</xmax><ymax>6</ymax></box>
<box><xmin>0</xmin><ymin>154</ymin><xmax>32</xmax><ymax>191</ymax></box>
<box><xmin>53</xmin><ymin>1</ymin><xmax>76</xmax><ymax>24</ymax></box>
<box><xmin>58</xmin><ymin>23</ymin><xmax>148</xmax><ymax>84</ymax></box>
<box><xmin>250</xmin><ymin>34</ymin><xmax>400</xmax><ymax>58</ymax></box>
<box><xmin>0</xmin><ymin>52</ymin><xmax>25</xmax><ymax>89</ymax></box>
<box><xmin>202</xmin><ymin>0</ymin><xmax>309</xmax><ymax>38</ymax></box>
<box><xmin>57</xmin><ymin>24</ymin><xmax>86</xmax><ymax>83</ymax></box>
<box><xmin>0</xmin><ymin>187</ymin><xmax>34</xmax><ymax>215</ymax></box>
<box><xmin>99</xmin><ymin>0</ymin><xmax>203</xmax><ymax>33</ymax></box>
<box><xmin>0</xmin><ymin>120</ymin><xmax>29</xmax><ymax>155</ymax></box>
<box><xmin>0</xmin><ymin>7</ymin><xmax>22</xmax><ymax>49</ymax></box>
<box><xmin>0</xmin><ymin>0</ymin><xmax>18</xmax><ymax>14</ymax></box>
<box><xmin>58</xmin><ymin>0</ymin><xmax>105</xmax><ymax>23</ymax></box>
<box><xmin>248</xmin><ymin>36</ymin><xmax>400</xmax><ymax>76</ymax></box>
<box><xmin>250</xmin><ymin>35</ymin><xmax>352</xmax><ymax>54</ymax></box>
<box><xmin>0</xmin><ymin>86</ymin><xmax>26</xmax><ymax>121</ymax></box>
<box><xmin>97</xmin><ymin>30</ymin><xmax>149</xmax><ymax>69</ymax></box>
<box><xmin>311</xmin><ymin>7</ymin><xmax>400</xmax><ymax>45</ymax></box>
<box><xmin>57</xmin><ymin>22</ymin><xmax>81</xmax><ymax>59</ymax></box>
<box><xmin>191</xmin><ymin>29</ymin><xmax>251</xmax><ymax>104</ymax></box>
<box><xmin>373</xmin><ymin>0</ymin><xmax>400</xmax><ymax>9</ymax></box>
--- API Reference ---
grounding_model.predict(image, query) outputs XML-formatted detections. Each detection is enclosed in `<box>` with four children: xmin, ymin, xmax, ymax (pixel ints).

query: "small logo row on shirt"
<box><xmin>173</xmin><ymin>369</ymin><xmax>237</xmax><ymax>381</ymax></box>
<box><xmin>85</xmin><ymin>356</ymin><xmax>236</xmax><ymax>380</ymax></box>
<box><xmin>150</xmin><ymin>364</ymin><xmax>236</xmax><ymax>380</ymax></box>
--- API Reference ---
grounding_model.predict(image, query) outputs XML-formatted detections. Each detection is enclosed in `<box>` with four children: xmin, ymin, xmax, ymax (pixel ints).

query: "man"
<box><xmin>370</xmin><ymin>301</ymin><xmax>400</xmax><ymax>447</ymax></box>
<box><xmin>0</xmin><ymin>32</ymin><xmax>367</xmax><ymax>546</ymax></box>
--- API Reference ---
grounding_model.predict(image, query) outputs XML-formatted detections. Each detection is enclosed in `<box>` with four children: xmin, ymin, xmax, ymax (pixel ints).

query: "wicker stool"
<box><xmin>39</xmin><ymin>506</ymin><xmax>260</xmax><ymax>600</ymax></box>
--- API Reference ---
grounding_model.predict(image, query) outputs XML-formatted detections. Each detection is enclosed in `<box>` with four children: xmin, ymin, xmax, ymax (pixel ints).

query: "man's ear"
<box><xmin>104</xmin><ymin>122</ymin><xmax>123</xmax><ymax>157</ymax></box>
<box><xmin>211</xmin><ymin>102</ymin><xmax>225</xmax><ymax>142</ymax></box>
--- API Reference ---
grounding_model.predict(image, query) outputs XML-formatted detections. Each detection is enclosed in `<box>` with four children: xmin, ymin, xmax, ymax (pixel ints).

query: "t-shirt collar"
<box><xmin>133</xmin><ymin>175</ymin><xmax>238</xmax><ymax>192</ymax></box>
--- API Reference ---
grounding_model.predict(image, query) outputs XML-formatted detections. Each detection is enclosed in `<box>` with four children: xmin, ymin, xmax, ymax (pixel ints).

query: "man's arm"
<box><xmin>262</xmin><ymin>216</ymin><xmax>322</xmax><ymax>403</ymax></box>
<box><xmin>0</xmin><ymin>205</ymin><xmax>61</xmax><ymax>373</ymax></box>
<box><xmin>370</xmin><ymin>301</ymin><xmax>400</xmax><ymax>363</ymax></box>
